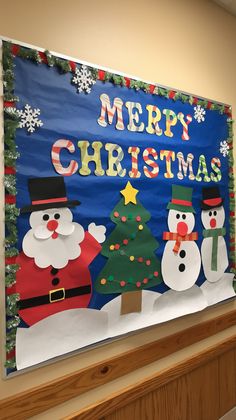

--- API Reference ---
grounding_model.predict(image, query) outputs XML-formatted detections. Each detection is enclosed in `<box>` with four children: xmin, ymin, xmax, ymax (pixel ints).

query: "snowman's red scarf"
<box><xmin>163</xmin><ymin>232</ymin><xmax>198</xmax><ymax>254</ymax></box>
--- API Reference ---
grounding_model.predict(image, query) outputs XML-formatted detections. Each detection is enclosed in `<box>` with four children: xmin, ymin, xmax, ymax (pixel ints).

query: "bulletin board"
<box><xmin>2</xmin><ymin>38</ymin><xmax>235</xmax><ymax>374</ymax></box>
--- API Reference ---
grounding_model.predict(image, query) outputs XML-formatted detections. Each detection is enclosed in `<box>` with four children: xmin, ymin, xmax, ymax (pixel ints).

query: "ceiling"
<box><xmin>212</xmin><ymin>0</ymin><xmax>236</xmax><ymax>16</ymax></box>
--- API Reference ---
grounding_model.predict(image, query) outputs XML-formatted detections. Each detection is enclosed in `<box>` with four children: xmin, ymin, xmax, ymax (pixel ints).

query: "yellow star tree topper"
<box><xmin>120</xmin><ymin>181</ymin><xmax>139</xmax><ymax>205</ymax></box>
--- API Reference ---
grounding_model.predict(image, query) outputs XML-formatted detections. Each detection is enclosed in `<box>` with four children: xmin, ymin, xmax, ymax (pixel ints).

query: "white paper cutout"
<box><xmin>71</xmin><ymin>65</ymin><xmax>96</xmax><ymax>94</ymax></box>
<box><xmin>153</xmin><ymin>285</ymin><xmax>207</xmax><ymax>321</ymax></box>
<box><xmin>167</xmin><ymin>209</ymin><xmax>195</xmax><ymax>234</ymax></box>
<box><xmin>162</xmin><ymin>209</ymin><xmax>201</xmax><ymax>291</ymax></box>
<box><xmin>201</xmin><ymin>206</ymin><xmax>228</xmax><ymax>282</ymax></box>
<box><xmin>23</xmin><ymin>208</ymin><xmax>85</xmax><ymax>268</ymax></box>
<box><xmin>16</xmin><ymin>308</ymin><xmax>108</xmax><ymax>370</ymax></box>
<box><xmin>193</xmin><ymin>105</ymin><xmax>206</xmax><ymax>123</ymax></box>
<box><xmin>219</xmin><ymin>140</ymin><xmax>229</xmax><ymax>157</ymax></box>
<box><xmin>88</xmin><ymin>222</ymin><xmax>106</xmax><ymax>243</ymax></box>
<box><xmin>201</xmin><ymin>273</ymin><xmax>235</xmax><ymax>306</ymax></box>
<box><xmin>17</xmin><ymin>104</ymin><xmax>43</xmax><ymax>133</ymax></box>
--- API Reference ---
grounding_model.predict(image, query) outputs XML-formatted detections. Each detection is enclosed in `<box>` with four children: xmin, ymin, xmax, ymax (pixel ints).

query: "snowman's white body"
<box><xmin>162</xmin><ymin>241</ymin><xmax>201</xmax><ymax>291</ymax></box>
<box><xmin>201</xmin><ymin>206</ymin><xmax>228</xmax><ymax>283</ymax></box>
<box><xmin>162</xmin><ymin>209</ymin><xmax>201</xmax><ymax>291</ymax></box>
<box><xmin>201</xmin><ymin>236</ymin><xmax>228</xmax><ymax>283</ymax></box>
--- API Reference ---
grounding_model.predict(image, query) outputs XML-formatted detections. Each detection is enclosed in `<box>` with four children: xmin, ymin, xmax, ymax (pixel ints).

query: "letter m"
<box><xmin>97</xmin><ymin>93</ymin><xmax>124</xmax><ymax>130</ymax></box>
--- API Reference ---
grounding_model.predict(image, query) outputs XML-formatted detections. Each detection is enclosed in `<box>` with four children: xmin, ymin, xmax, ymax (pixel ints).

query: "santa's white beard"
<box><xmin>22</xmin><ymin>223</ymin><xmax>85</xmax><ymax>269</ymax></box>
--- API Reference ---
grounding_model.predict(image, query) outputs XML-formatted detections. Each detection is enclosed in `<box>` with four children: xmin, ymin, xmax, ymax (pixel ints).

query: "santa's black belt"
<box><xmin>18</xmin><ymin>285</ymin><xmax>91</xmax><ymax>310</ymax></box>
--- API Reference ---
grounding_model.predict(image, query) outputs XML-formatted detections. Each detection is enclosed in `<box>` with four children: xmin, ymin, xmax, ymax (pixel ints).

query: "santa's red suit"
<box><xmin>16</xmin><ymin>231</ymin><xmax>101</xmax><ymax>326</ymax></box>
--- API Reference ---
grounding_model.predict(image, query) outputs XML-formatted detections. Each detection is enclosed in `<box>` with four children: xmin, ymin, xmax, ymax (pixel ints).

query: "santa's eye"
<box><xmin>43</xmin><ymin>214</ymin><xmax>49</xmax><ymax>221</ymax></box>
<box><xmin>176</xmin><ymin>214</ymin><xmax>180</xmax><ymax>219</ymax></box>
<box><xmin>182</xmin><ymin>214</ymin><xmax>186</xmax><ymax>220</ymax></box>
<box><xmin>213</xmin><ymin>210</ymin><xmax>217</xmax><ymax>216</ymax></box>
<box><xmin>209</xmin><ymin>211</ymin><xmax>212</xmax><ymax>217</ymax></box>
<box><xmin>54</xmin><ymin>213</ymin><xmax>60</xmax><ymax>220</ymax></box>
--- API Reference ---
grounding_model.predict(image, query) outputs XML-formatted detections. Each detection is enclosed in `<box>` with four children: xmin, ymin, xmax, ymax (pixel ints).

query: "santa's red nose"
<box><xmin>47</xmin><ymin>220</ymin><xmax>58</xmax><ymax>231</ymax></box>
<box><xmin>210</xmin><ymin>218</ymin><xmax>216</xmax><ymax>228</ymax></box>
<box><xmin>177</xmin><ymin>221</ymin><xmax>188</xmax><ymax>237</ymax></box>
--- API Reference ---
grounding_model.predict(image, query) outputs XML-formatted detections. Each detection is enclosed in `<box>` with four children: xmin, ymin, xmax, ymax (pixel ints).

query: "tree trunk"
<box><xmin>120</xmin><ymin>290</ymin><xmax>142</xmax><ymax>315</ymax></box>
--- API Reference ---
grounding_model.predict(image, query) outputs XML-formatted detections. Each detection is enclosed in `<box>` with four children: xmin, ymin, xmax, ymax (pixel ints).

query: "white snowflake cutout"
<box><xmin>220</xmin><ymin>140</ymin><xmax>229</xmax><ymax>157</ymax></box>
<box><xmin>193</xmin><ymin>105</ymin><xmax>206</xmax><ymax>123</ymax></box>
<box><xmin>17</xmin><ymin>104</ymin><xmax>43</xmax><ymax>134</ymax></box>
<box><xmin>71</xmin><ymin>65</ymin><xmax>96</xmax><ymax>94</ymax></box>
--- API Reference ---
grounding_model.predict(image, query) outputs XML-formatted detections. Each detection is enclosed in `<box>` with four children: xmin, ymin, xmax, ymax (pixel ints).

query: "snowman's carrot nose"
<box><xmin>177</xmin><ymin>222</ymin><xmax>188</xmax><ymax>237</ymax></box>
<box><xmin>210</xmin><ymin>218</ymin><xmax>216</xmax><ymax>228</ymax></box>
<box><xmin>47</xmin><ymin>220</ymin><xmax>58</xmax><ymax>231</ymax></box>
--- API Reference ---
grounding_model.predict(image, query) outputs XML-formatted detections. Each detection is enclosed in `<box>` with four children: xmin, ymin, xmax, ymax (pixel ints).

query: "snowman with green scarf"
<box><xmin>200</xmin><ymin>186</ymin><xmax>235</xmax><ymax>305</ymax></box>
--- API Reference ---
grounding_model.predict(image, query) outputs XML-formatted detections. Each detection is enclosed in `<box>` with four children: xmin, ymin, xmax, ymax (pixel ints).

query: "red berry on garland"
<box><xmin>154</xmin><ymin>271</ymin><xmax>159</xmax><ymax>277</ymax></box>
<box><xmin>114</xmin><ymin>244</ymin><xmax>120</xmax><ymax>250</ymax></box>
<box><xmin>138</xmin><ymin>257</ymin><xmax>144</xmax><ymax>263</ymax></box>
<box><xmin>143</xmin><ymin>278</ymin><xmax>148</xmax><ymax>284</ymax></box>
<box><xmin>114</xmin><ymin>211</ymin><xmax>119</xmax><ymax>218</ymax></box>
<box><xmin>146</xmin><ymin>260</ymin><xmax>151</xmax><ymax>266</ymax></box>
<box><xmin>121</xmin><ymin>216</ymin><xmax>127</xmax><ymax>222</ymax></box>
<box><xmin>123</xmin><ymin>239</ymin><xmax>129</xmax><ymax>245</ymax></box>
<box><xmin>120</xmin><ymin>281</ymin><xmax>126</xmax><ymax>287</ymax></box>
<box><xmin>136</xmin><ymin>216</ymin><xmax>141</xmax><ymax>222</ymax></box>
<box><xmin>136</xmin><ymin>281</ymin><xmax>141</xmax><ymax>288</ymax></box>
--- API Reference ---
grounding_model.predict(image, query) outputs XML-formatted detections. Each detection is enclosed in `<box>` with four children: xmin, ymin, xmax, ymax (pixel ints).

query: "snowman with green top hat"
<box><xmin>154</xmin><ymin>185</ymin><xmax>206</xmax><ymax>320</ymax></box>
<box><xmin>161</xmin><ymin>185</ymin><xmax>201</xmax><ymax>291</ymax></box>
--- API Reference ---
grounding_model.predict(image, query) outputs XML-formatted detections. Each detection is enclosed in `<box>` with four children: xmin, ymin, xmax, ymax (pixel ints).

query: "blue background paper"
<box><xmin>14</xmin><ymin>56</ymin><xmax>230</xmax><ymax>313</ymax></box>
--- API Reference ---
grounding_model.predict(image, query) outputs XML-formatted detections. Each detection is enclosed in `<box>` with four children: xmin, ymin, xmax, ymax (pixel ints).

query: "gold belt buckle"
<box><xmin>49</xmin><ymin>288</ymin><xmax>65</xmax><ymax>303</ymax></box>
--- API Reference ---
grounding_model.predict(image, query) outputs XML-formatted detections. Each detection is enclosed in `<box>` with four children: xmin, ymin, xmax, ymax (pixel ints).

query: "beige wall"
<box><xmin>0</xmin><ymin>0</ymin><xmax>236</xmax><ymax>418</ymax></box>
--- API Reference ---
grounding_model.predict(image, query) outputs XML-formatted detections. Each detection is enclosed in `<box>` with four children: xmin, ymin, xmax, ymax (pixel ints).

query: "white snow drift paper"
<box><xmin>201</xmin><ymin>273</ymin><xmax>235</xmax><ymax>306</ymax></box>
<box><xmin>16</xmin><ymin>309</ymin><xmax>108</xmax><ymax>370</ymax></box>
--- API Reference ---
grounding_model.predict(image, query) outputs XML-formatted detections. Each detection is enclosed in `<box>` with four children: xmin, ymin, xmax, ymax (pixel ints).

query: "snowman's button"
<box><xmin>179</xmin><ymin>250</ymin><xmax>186</xmax><ymax>259</ymax></box>
<box><xmin>51</xmin><ymin>268</ymin><xmax>59</xmax><ymax>275</ymax></box>
<box><xmin>52</xmin><ymin>278</ymin><xmax>60</xmax><ymax>286</ymax></box>
<box><xmin>178</xmin><ymin>264</ymin><xmax>185</xmax><ymax>272</ymax></box>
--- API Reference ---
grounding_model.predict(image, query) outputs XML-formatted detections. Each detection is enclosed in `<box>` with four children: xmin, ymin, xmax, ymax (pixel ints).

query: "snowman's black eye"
<box><xmin>209</xmin><ymin>211</ymin><xmax>212</xmax><ymax>217</ymax></box>
<box><xmin>182</xmin><ymin>214</ymin><xmax>186</xmax><ymax>220</ymax></box>
<box><xmin>176</xmin><ymin>214</ymin><xmax>180</xmax><ymax>219</ymax></box>
<box><xmin>213</xmin><ymin>211</ymin><xmax>217</xmax><ymax>216</ymax></box>
<box><xmin>54</xmin><ymin>213</ymin><xmax>60</xmax><ymax>220</ymax></box>
<box><xmin>43</xmin><ymin>214</ymin><xmax>49</xmax><ymax>221</ymax></box>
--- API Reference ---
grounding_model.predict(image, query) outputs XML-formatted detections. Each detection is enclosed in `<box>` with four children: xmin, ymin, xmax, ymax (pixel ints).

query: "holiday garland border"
<box><xmin>2</xmin><ymin>40</ymin><xmax>235</xmax><ymax>370</ymax></box>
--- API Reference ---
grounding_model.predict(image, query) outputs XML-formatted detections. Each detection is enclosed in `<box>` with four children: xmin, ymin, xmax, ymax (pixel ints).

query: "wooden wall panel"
<box><xmin>218</xmin><ymin>348</ymin><xmax>236</xmax><ymax>417</ymax></box>
<box><xmin>186</xmin><ymin>359</ymin><xmax>219</xmax><ymax>420</ymax></box>
<box><xmin>68</xmin><ymin>334</ymin><xmax>236</xmax><ymax>420</ymax></box>
<box><xmin>2</xmin><ymin>310</ymin><xmax>236</xmax><ymax>420</ymax></box>
<box><xmin>104</xmin><ymin>360</ymin><xmax>220</xmax><ymax>420</ymax></box>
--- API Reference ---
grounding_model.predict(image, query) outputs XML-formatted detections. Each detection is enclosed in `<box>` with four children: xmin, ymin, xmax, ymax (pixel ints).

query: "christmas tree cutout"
<box><xmin>95</xmin><ymin>182</ymin><xmax>162</xmax><ymax>314</ymax></box>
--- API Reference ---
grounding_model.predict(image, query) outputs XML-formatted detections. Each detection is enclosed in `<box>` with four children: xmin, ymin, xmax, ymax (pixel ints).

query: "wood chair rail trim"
<box><xmin>0</xmin><ymin>308</ymin><xmax>236</xmax><ymax>420</ymax></box>
<box><xmin>64</xmin><ymin>333</ymin><xmax>236</xmax><ymax>420</ymax></box>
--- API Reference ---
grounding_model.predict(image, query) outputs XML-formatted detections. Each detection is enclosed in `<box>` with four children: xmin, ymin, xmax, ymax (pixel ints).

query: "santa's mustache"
<box><xmin>34</xmin><ymin>221</ymin><xmax>75</xmax><ymax>240</ymax></box>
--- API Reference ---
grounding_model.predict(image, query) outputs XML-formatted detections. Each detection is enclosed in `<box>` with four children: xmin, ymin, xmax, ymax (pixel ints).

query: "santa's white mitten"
<box><xmin>88</xmin><ymin>223</ymin><xmax>106</xmax><ymax>243</ymax></box>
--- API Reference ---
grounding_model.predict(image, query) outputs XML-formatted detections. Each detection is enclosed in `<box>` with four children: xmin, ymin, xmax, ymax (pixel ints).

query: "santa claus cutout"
<box><xmin>16</xmin><ymin>176</ymin><xmax>106</xmax><ymax>326</ymax></box>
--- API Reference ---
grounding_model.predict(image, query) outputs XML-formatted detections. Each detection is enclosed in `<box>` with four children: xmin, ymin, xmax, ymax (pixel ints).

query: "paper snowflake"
<box><xmin>17</xmin><ymin>104</ymin><xmax>43</xmax><ymax>134</ymax></box>
<box><xmin>193</xmin><ymin>105</ymin><xmax>206</xmax><ymax>123</ymax></box>
<box><xmin>220</xmin><ymin>140</ymin><xmax>229</xmax><ymax>157</ymax></box>
<box><xmin>71</xmin><ymin>65</ymin><xmax>96</xmax><ymax>94</ymax></box>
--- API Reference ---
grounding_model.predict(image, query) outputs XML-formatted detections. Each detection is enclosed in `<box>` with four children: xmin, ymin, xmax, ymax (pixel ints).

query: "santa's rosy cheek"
<box><xmin>210</xmin><ymin>218</ymin><xmax>216</xmax><ymax>228</ymax></box>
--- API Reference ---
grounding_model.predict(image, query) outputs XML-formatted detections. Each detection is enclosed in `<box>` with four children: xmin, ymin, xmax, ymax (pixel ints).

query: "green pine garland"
<box><xmin>3</xmin><ymin>41</ymin><xmax>21</xmax><ymax>369</ymax></box>
<box><xmin>4</xmin><ymin>40</ymin><xmax>231</xmax><ymax>114</ymax></box>
<box><xmin>226</xmin><ymin>118</ymin><xmax>236</xmax><ymax>276</ymax></box>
